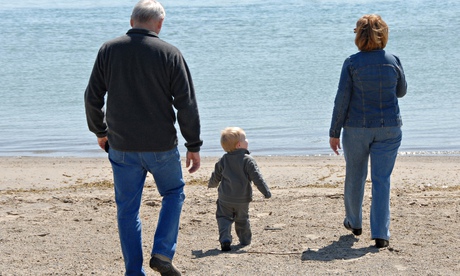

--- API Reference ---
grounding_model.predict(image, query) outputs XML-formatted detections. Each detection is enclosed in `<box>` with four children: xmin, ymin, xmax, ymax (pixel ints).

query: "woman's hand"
<box><xmin>329</xmin><ymin>137</ymin><xmax>341</xmax><ymax>155</ymax></box>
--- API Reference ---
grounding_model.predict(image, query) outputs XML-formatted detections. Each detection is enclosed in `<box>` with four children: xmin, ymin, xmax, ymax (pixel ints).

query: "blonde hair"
<box><xmin>355</xmin><ymin>14</ymin><xmax>389</xmax><ymax>51</ymax></box>
<box><xmin>220</xmin><ymin>127</ymin><xmax>246</xmax><ymax>153</ymax></box>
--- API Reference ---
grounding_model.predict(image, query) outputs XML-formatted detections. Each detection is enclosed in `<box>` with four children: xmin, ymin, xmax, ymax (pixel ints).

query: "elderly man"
<box><xmin>84</xmin><ymin>0</ymin><xmax>202</xmax><ymax>275</ymax></box>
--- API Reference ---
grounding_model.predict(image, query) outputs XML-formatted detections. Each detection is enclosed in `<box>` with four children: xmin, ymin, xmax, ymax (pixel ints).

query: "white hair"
<box><xmin>131</xmin><ymin>0</ymin><xmax>165</xmax><ymax>23</ymax></box>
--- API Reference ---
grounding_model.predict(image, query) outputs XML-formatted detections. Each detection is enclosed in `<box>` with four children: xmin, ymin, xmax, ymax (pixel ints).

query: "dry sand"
<box><xmin>1</xmin><ymin>155</ymin><xmax>459</xmax><ymax>275</ymax></box>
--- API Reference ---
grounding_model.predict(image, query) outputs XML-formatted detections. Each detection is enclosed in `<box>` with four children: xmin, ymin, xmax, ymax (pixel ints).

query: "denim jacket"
<box><xmin>329</xmin><ymin>50</ymin><xmax>407</xmax><ymax>138</ymax></box>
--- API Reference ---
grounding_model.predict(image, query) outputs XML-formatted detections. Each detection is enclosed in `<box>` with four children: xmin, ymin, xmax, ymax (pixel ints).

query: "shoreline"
<box><xmin>1</xmin><ymin>155</ymin><xmax>459</xmax><ymax>191</ymax></box>
<box><xmin>1</xmin><ymin>148</ymin><xmax>460</xmax><ymax>159</ymax></box>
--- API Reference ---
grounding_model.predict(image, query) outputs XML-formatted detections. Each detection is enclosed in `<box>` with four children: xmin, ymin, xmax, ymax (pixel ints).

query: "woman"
<box><xmin>329</xmin><ymin>14</ymin><xmax>407</xmax><ymax>248</ymax></box>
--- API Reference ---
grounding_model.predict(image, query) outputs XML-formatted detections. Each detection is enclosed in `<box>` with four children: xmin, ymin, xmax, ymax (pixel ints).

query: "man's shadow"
<box><xmin>301</xmin><ymin>234</ymin><xmax>379</xmax><ymax>261</ymax></box>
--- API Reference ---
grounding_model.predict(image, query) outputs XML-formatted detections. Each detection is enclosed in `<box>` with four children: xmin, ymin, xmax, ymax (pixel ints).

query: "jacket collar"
<box><xmin>228</xmin><ymin>148</ymin><xmax>250</xmax><ymax>155</ymax></box>
<box><xmin>127</xmin><ymin>28</ymin><xmax>159</xmax><ymax>38</ymax></box>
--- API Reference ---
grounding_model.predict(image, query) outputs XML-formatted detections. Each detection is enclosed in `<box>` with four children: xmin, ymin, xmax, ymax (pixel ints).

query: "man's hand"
<box><xmin>329</xmin><ymin>137</ymin><xmax>341</xmax><ymax>155</ymax></box>
<box><xmin>97</xmin><ymin>137</ymin><xmax>108</xmax><ymax>151</ymax></box>
<box><xmin>186</xmin><ymin>151</ymin><xmax>200</xmax><ymax>173</ymax></box>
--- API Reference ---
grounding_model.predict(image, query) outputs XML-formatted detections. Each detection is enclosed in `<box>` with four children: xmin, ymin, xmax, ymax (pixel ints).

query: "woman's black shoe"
<box><xmin>344</xmin><ymin>220</ymin><xmax>362</xmax><ymax>236</ymax></box>
<box><xmin>375</xmin><ymin>239</ymin><xmax>389</xmax><ymax>248</ymax></box>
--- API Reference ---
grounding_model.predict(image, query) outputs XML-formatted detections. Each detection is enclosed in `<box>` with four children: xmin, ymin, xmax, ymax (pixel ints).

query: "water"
<box><xmin>1</xmin><ymin>0</ymin><xmax>459</xmax><ymax>157</ymax></box>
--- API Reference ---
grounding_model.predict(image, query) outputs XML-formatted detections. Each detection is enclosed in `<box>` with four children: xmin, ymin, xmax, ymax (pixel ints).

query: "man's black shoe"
<box><xmin>149</xmin><ymin>255</ymin><xmax>181</xmax><ymax>276</ymax></box>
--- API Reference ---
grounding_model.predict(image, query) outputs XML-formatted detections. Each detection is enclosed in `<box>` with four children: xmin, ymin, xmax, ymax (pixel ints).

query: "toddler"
<box><xmin>208</xmin><ymin>127</ymin><xmax>271</xmax><ymax>251</ymax></box>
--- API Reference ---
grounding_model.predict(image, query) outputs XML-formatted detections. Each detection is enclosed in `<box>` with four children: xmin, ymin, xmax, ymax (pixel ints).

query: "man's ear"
<box><xmin>157</xmin><ymin>18</ymin><xmax>164</xmax><ymax>33</ymax></box>
<box><xmin>130</xmin><ymin>19</ymin><xmax>134</xmax><ymax>27</ymax></box>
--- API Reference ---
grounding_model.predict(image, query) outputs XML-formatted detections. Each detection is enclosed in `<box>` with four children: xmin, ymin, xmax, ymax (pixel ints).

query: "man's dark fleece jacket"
<box><xmin>84</xmin><ymin>28</ymin><xmax>202</xmax><ymax>152</ymax></box>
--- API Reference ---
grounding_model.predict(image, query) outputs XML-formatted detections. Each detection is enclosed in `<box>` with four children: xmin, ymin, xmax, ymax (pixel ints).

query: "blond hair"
<box><xmin>355</xmin><ymin>14</ymin><xmax>389</xmax><ymax>52</ymax></box>
<box><xmin>220</xmin><ymin>127</ymin><xmax>246</xmax><ymax>153</ymax></box>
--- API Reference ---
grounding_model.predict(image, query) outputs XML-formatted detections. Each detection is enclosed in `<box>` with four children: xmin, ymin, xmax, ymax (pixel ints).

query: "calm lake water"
<box><xmin>0</xmin><ymin>0</ymin><xmax>459</xmax><ymax>157</ymax></box>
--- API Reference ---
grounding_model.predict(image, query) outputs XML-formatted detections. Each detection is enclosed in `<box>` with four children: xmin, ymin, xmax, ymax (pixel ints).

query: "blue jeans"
<box><xmin>342</xmin><ymin>127</ymin><xmax>401</xmax><ymax>240</ymax></box>
<box><xmin>108</xmin><ymin>147</ymin><xmax>185</xmax><ymax>276</ymax></box>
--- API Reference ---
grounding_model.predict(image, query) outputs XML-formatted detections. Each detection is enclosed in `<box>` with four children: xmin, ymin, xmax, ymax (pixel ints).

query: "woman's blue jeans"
<box><xmin>342</xmin><ymin>126</ymin><xmax>401</xmax><ymax>240</ymax></box>
<box><xmin>108</xmin><ymin>147</ymin><xmax>185</xmax><ymax>276</ymax></box>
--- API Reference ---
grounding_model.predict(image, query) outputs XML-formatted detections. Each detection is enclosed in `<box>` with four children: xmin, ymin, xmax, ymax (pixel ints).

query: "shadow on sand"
<box><xmin>301</xmin><ymin>234</ymin><xmax>379</xmax><ymax>261</ymax></box>
<box><xmin>191</xmin><ymin>244</ymin><xmax>249</xmax><ymax>259</ymax></box>
<box><xmin>191</xmin><ymin>235</ymin><xmax>378</xmax><ymax>261</ymax></box>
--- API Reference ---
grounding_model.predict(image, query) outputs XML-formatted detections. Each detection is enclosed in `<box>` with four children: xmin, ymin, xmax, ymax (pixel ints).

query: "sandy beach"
<box><xmin>1</xmin><ymin>155</ymin><xmax>459</xmax><ymax>275</ymax></box>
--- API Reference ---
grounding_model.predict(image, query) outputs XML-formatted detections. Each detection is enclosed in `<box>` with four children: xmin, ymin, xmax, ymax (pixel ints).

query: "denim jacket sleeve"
<box><xmin>394</xmin><ymin>55</ymin><xmax>407</xmax><ymax>98</ymax></box>
<box><xmin>329</xmin><ymin>58</ymin><xmax>353</xmax><ymax>138</ymax></box>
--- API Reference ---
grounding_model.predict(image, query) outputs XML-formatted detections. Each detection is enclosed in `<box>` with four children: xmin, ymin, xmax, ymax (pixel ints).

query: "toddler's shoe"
<box><xmin>221</xmin><ymin>241</ymin><xmax>231</xmax><ymax>252</ymax></box>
